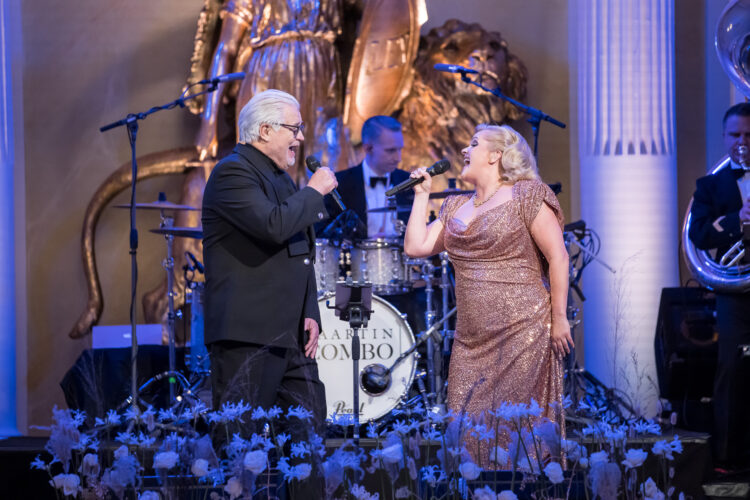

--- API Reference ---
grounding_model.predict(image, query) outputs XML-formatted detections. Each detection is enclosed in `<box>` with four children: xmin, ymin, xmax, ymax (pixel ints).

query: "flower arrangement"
<box><xmin>31</xmin><ymin>397</ymin><xmax>685</xmax><ymax>499</ymax></box>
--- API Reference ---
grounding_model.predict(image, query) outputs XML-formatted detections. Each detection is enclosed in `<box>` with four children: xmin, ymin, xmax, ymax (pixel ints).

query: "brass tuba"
<box><xmin>682</xmin><ymin>0</ymin><xmax>750</xmax><ymax>293</ymax></box>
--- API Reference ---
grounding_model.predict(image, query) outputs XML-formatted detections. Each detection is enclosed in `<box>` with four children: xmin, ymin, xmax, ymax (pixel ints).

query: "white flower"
<box><xmin>50</xmin><ymin>473</ymin><xmax>80</xmax><ymax>497</ymax></box>
<box><xmin>153</xmin><ymin>451</ymin><xmax>179</xmax><ymax>469</ymax></box>
<box><xmin>138</xmin><ymin>491</ymin><xmax>160</xmax><ymax>500</ymax></box>
<box><xmin>278</xmin><ymin>457</ymin><xmax>312</xmax><ymax>482</ymax></box>
<box><xmin>670</xmin><ymin>436</ymin><xmax>683</xmax><ymax>454</ymax></box>
<box><xmin>243</xmin><ymin>450</ymin><xmax>268</xmax><ymax>474</ymax></box>
<box><xmin>157</xmin><ymin>407</ymin><xmax>177</xmax><ymax>422</ymax></box>
<box><xmin>251</xmin><ymin>407</ymin><xmax>267</xmax><ymax>420</ymax></box>
<box><xmin>589</xmin><ymin>450</ymin><xmax>608</xmax><ymax>467</ymax></box>
<box><xmin>622</xmin><ymin>448</ymin><xmax>648</xmax><ymax>469</ymax></box>
<box><xmin>224</xmin><ymin>476</ymin><xmax>243</xmax><ymax>500</ymax></box>
<box><xmin>652</xmin><ymin>440</ymin><xmax>673</xmax><ymax>460</ymax></box>
<box><xmin>498</xmin><ymin>490</ymin><xmax>519</xmax><ymax>500</ymax></box>
<box><xmin>30</xmin><ymin>455</ymin><xmax>47</xmax><ymax>470</ymax></box>
<box><xmin>106</xmin><ymin>409</ymin><xmax>120</xmax><ymax>425</ymax></box>
<box><xmin>295</xmin><ymin>463</ymin><xmax>312</xmax><ymax>480</ymax></box>
<box><xmin>458</xmin><ymin>461</ymin><xmax>481</xmax><ymax>480</ymax></box>
<box><xmin>350</xmin><ymin>483</ymin><xmax>379</xmax><ymax>500</ymax></box>
<box><xmin>266</xmin><ymin>405</ymin><xmax>283</xmax><ymax>419</ymax></box>
<box><xmin>191</xmin><ymin>458</ymin><xmax>210</xmax><ymax>477</ymax></box>
<box><xmin>276</xmin><ymin>432</ymin><xmax>291</xmax><ymax>447</ymax></box>
<box><xmin>395</xmin><ymin>486</ymin><xmax>410</xmax><ymax>498</ymax></box>
<box><xmin>516</xmin><ymin>456</ymin><xmax>541</xmax><ymax>474</ymax></box>
<box><xmin>640</xmin><ymin>477</ymin><xmax>665</xmax><ymax>500</ymax></box>
<box><xmin>381</xmin><ymin>443</ymin><xmax>403</xmax><ymax>464</ymax></box>
<box><xmin>291</xmin><ymin>442</ymin><xmax>310</xmax><ymax>458</ymax></box>
<box><xmin>579</xmin><ymin>457</ymin><xmax>589</xmax><ymax>468</ymax></box>
<box><xmin>544</xmin><ymin>461</ymin><xmax>564</xmax><ymax>484</ymax></box>
<box><xmin>561</xmin><ymin>439</ymin><xmax>584</xmax><ymax>461</ymax></box>
<box><xmin>287</xmin><ymin>405</ymin><xmax>313</xmax><ymax>419</ymax></box>
<box><xmin>80</xmin><ymin>453</ymin><xmax>100</xmax><ymax>477</ymax></box>
<box><xmin>114</xmin><ymin>445</ymin><xmax>129</xmax><ymax>460</ymax></box>
<box><xmin>473</xmin><ymin>485</ymin><xmax>496</xmax><ymax>500</ymax></box>
<box><xmin>489</xmin><ymin>446</ymin><xmax>509</xmax><ymax>466</ymax></box>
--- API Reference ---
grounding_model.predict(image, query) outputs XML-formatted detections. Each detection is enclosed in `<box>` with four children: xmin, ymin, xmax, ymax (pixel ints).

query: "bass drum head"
<box><xmin>316</xmin><ymin>294</ymin><xmax>417</xmax><ymax>423</ymax></box>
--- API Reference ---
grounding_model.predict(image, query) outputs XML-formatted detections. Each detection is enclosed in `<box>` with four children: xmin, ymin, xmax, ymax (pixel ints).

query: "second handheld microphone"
<box><xmin>305</xmin><ymin>156</ymin><xmax>346</xmax><ymax>211</ymax></box>
<box><xmin>385</xmin><ymin>159</ymin><xmax>451</xmax><ymax>197</ymax></box>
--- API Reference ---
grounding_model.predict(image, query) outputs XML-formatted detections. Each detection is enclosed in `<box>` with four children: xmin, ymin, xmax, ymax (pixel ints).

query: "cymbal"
<box><xmin>114</xmin><ymin>200</ymin><xmax>200</xmax><ymax>211</ymax></box>
<box><xmin>150</xmin><ymin>226</ymin><xmax>204</xmax><ymax>239</ymax></box>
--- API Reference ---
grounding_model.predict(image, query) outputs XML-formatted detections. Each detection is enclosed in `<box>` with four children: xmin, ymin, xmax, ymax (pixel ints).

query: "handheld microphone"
<box><xmin>385</xmin><ymin>159</ymin><xmax>451</xmax><ymax>197</ymax></box>
<box><xmin>198</xmin><ymin>72</ymin><xmax>246</xmax><ymax>85</ymax></box>
<box><xmin>185</xmin><ymin>251</ymin><xmax>204</xmax><ymax>274</ymax></box>
<box><xmin>305</xmin><ymin>156</ymin><xmax>346</xmax><ymax>212</ymax></box>
<box><xmin>433</xmin><ymin>63</ymin><xmax>479</xmax><ymax>75</ymax></box>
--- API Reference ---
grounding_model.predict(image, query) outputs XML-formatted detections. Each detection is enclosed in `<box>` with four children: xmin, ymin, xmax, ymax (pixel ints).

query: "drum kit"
<box><xmin>313</xmin><ymin>190</ymin><xmax>472</xmax><ymax>428</ymax></box>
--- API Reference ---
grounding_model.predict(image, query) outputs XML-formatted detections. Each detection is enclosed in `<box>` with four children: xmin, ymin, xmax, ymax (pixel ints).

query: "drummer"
<box><xmin>316</xmin><ymin>116</ymin><xmax>443</xmax><ymax>338</ymax></box>
<box><xmin>317</xmin><ymin>115</ymin><xmax>413</xmax><ymax>238</ymax></box>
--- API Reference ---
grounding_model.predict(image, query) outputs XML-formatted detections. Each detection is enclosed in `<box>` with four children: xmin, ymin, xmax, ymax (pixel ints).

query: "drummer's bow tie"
<box><xmin>370</xmin><ymin>176</ymin><xmax>388</xmax><ymax>188</ymax></box>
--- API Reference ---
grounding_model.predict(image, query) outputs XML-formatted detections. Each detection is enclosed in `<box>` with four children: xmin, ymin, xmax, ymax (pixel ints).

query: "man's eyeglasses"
<box><xmin>278</xmin><ymin>122</ymin><xmax>305</xmax><ymax>135</ymax></box>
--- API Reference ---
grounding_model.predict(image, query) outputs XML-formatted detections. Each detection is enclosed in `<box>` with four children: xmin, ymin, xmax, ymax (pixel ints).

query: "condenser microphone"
<box><xmin>305</xmin><ymin>156</ymin><xmax>346</xmax><ymax>211</ymax></box>
<box><xmin>385</xmin><ymin>159</ymin><xmax>451</xmax><ymax>197</ymax></box>
<box><xmin>198</xmin><ymin>72</ymin><xmax>246</xmax><ymax>85</ymax></box>
<box><xmin>434</xmin><ymin>63</ymin><xmax>479</xmax><ymax>74</ymax></box>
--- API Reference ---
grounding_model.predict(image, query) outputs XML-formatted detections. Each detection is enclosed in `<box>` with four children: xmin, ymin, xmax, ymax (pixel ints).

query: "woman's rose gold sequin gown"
<box><xmin>439</xmin><ymin>179</ymin><xmax>565</xmax><ymax>467</ymax></box>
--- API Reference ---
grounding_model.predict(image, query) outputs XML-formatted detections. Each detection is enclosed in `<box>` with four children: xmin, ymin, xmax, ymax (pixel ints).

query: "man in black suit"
<box><xmin>202</xmin><ymin>89</ymin><xmax>338</xmax><ymax>433</ymax></box>
<box><xmin>689</xmin><ymin>102</ymin><xmax>750</xmax><ymax>472</ymax></box>
<box><xmin>320</xmin><ymin>115</ymin><xmax>412</xmax><ymax>237</ymax></box>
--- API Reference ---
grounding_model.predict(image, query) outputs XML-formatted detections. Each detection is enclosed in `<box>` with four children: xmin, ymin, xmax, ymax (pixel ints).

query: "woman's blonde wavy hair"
<box><xmin>476</xmin><ymin>124</ymin><xmax>539</xmax><ymax>183</ymax></box>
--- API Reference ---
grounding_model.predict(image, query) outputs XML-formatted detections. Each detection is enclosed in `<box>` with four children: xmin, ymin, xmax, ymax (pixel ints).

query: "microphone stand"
<box><xmin>99</xmin><ymin>82</ymin><xmax>223</xmax><ymax>413</ymax></box>
<box><xmin>328</xmin><ymin>280</ymin><xmax>373</xmax><ymax>447</ymax></box>
<box><xmin>458</xmin><ymin>73</ymin><xmax>566</xmax><ymax>160</ymax></box>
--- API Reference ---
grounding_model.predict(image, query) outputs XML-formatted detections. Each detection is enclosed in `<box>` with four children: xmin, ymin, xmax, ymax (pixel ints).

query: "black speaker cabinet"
<box><xmin>654</xmin><ymin>287</ymin><xmax>717</xmax><ymax>401</ymax></box>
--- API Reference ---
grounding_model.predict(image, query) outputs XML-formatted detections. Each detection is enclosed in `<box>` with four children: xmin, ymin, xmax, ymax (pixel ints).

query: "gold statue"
<box><xmin>69</xmin><ymin>7</ymin><xmax>527</xmax><ymax>340</ymax></box>
<box><xmin>69</xmin><ymin>0</ymin><xmax>424</xmax><ymax>338</ymax></box>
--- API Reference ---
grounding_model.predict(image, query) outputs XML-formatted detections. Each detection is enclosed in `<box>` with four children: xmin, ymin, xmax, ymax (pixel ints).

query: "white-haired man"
<box><xmin>202</xmin><ymin>89</ymin><xmax>337</xmax><ymax>433</ymax></box>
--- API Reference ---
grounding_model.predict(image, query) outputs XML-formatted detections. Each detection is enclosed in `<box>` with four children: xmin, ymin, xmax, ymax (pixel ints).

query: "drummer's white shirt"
<box><xmin>362</xmin><ymin>158</ymin><xmax>397</xmax><ymax>237</ymax></box>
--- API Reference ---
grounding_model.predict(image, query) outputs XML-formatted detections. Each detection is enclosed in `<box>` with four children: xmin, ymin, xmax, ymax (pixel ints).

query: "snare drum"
<box><xmin>316</xmin><ymin>294</ymin><xmax>417</xmax><ymax>423</ymax></box>
<box><xmin>314</xmin><ymin>239</ymin><xmax>342</xmax><ymax>296</ymax></box>
<box><xmin>350</xmin><ymin>238</ymin><xmax>411</xmax><ymax>295</ymax></box>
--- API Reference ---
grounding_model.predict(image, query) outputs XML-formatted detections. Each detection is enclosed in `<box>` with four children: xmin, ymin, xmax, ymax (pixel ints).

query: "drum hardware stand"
<box><xmin>438</xmin><ymin>252</ymin><xmax>454</xmax><ymax>406</ymax></box>
<box><xmin>421</xmin><ymin>259</ymin><xmax>438</xmax><ymax>397</ymax></box>
<box><xmin>360</xmin><ymin>307</ymin><xmax>457</xmax><ymax>408</ymax></box>
<box><xmin>100</xmin><ymin>76</ymin><xmax>233</xmax><ymax>413</ymax></box>
<box><xmin>158</xmin><ymin>212</ymin><xmax>179</xmax><ymax>404</ymax></box>
<box><xmin>328</xmin><ymin>279</ymin><xmax>373</xmax><ymax>447</ymax></box>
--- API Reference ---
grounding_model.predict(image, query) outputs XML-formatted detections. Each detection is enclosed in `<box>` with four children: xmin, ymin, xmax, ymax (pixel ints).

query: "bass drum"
<box><xmin>316</xmin><ymin>294</ymin><xmax>417</xmax><ymax>423</ymax></box>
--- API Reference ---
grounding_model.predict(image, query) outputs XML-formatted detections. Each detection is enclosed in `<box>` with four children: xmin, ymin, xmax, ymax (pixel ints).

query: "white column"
<box><xmin>576</xmin><ymin>0</ymin><xmax>678</xmax><ymax>416</ymax></box>
<box><xmin>0</xmin><ymin>0</ymin><xmax>21</xmax><ymax>437</ymax></box>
